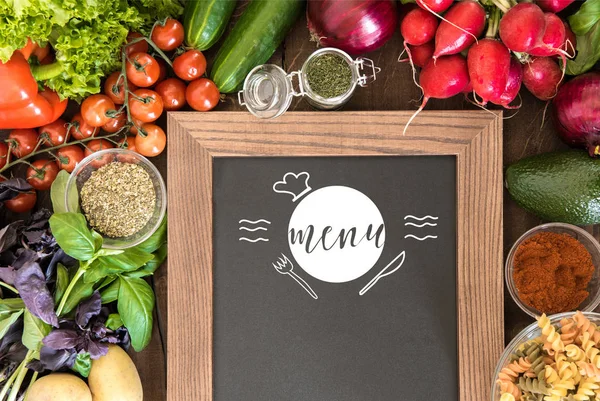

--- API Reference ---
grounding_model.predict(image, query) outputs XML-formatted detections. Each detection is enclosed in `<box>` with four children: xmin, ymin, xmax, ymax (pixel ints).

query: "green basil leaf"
<box><xmin>60</xmin><ymin>276</ymin><xmax>95</xmax><ymax>316</ymax></box>
<box><xmin>100</xmin><ymin>280</ymin><xmax>120</xmax><ymax>304</ymax></box>
<box><xmin>566</xmin><ymin>22</ymin><xmax>600</xmax><ymax>76</ymax></box>
<box><xmin>134</xmin><ymin>215</ymin><xmax>167</xmax><ymax>254</ymax></box>
<box><xmin>54</xmin><ymin>264</ymin><xmax>69</xmax><ymax>304</ymax></box>
<box><xmin>92</xmin><ymin>231</ymin><xmax>103</xmax><ymax>253</ymax></box>
<box><xmin>50</xmin><ymin>170</ymin><xmax>79</xmax><ymax>214</ymax></box>
<box><xmin>71</xmin><ymin>352</ymin><xmax>92</xmax><ymax>378</ymax></box>
<box><xmin>84</xmin><ymin>249</ymin><xmax>154</xmax><ymax>283</ymax></box>
<box><xmin>0</xmin><ymin>309</ymin><xmax>23</xmax><ymax>340</ymax></box>
<box><xmin>125</xmin><ymin>244</ymin><xmax>167</xmax><ymax>279</ymax></box>
<box><xmin>96</xmin><ymin>249</ymin><xmax>124</xmax><ymax>257</ymax></box>
<box><xmin>568</xmin><ymin>0</ymin><xmax>600</xmax><ymax>36</ymax></box>
<box><xmin>0</xmin><ymin>298</ymin><xmax>25</xmax><ymax>314</ymax></box>
<box><xmin>106</xmin><ymin>313</ymin><xmax>123</xmax><ymax>330</ymax></box>
<box><xmin>117</xmin><ymin>276</ymin><xmax>154</xmax><ymax>352</ymax></box>
<box><xmin>22</xmin><ymin>310</ymin><xmax>51</xmax><ymax>352</ymax></box>
<box><xmin>49</xmin><ymin>213</ymin><xmax>97</xmax><ymax>261</ymax></box>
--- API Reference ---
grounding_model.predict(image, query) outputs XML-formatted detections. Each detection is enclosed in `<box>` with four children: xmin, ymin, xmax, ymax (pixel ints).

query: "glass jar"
<box><xmin>238</xmin><ymin>47</ymin><xmax>380</xmax><ymax>119</ymax></box>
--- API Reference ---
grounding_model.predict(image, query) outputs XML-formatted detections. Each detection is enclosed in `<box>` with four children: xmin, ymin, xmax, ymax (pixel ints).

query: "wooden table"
<box><xmin>1</xmin><ymin>4</ymin><xmax>597</xmax><ymax>400</ymax></box>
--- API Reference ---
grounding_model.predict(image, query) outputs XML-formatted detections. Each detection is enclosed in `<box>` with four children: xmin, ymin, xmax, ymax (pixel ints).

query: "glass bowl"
<box><xmin>65</xmin><ymin>148</ymin><xmax>166</xmax><ymax>249</ymax></box>
<box><xmin>490</xmin><ymin>312</ymin><xmax>600</xmax><ymax>401</ymax></box>
<box><xmin>505</xmin><ymin>222</ymin><xmax>600</xmax><ymax>318</ymax></box>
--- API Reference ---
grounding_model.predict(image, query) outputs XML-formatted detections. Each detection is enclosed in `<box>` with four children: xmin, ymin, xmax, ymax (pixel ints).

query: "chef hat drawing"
<box><xmin>272</xmin><ymin>172</ymin><xmax>312</xmax><ymax>202</ymax></box>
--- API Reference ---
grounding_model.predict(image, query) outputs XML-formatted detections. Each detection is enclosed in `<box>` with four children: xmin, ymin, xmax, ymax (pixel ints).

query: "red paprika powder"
<box><xmin>513</xmin><ymin>231</ymin><xmax>595</xmax><ymax>314</ymax></box>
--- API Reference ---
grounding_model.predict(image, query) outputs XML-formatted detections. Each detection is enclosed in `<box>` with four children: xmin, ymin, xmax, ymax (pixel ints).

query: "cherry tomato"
<box><xmin>81</xmin><ymin>95</ymin><xmax>116</xmax><ymax>127</ymax></box>
<box><xmin>126</xmin><ymin>52</ymin><xmax>160</xmax><ymax>88</ymax></box>
<box><xmin>104</xmin><ymin>72</ymin><xmax>137</xmax><ymax>105</ymax></box>
<box><xmin>156</xmin><ymin>58</ymin><xmax>168</xmax><ymax>85</ymax></box>
<box><xmin>124</xmin><ymin>32</ymin><xmax>149</xmax><ymax>57</ymax></box>
<box><xmin>4</xmin><ymin>190</ymin><xmax>36</xmax><ymax>213</ymax></box>
<box><xmin>136</xmin><ymin>124</ymin><xmax>166</xmax><ymax>157</ymax></box>
<box><xmin>85</xmin><ymin>139</ymin><xmax>115</xmax><ymax>168</ymax></box>
<box><xmin>69</xmin><ymin>113</ymin><xmax>97</xmax><ymax>140</ymax></box>
<box><xmin>0</xmin><ymin>142</ymin><xmax>8</xmax><ymax>169</ymax></box>
<box><xmin>151</xmin><ymin>18</ymin><xmax>184</xmax><ymax>51</ymax></box>
<box><xmin>129</xmin><ymin>117</ymin><xmax>145</xmax><ymax>135</ymax></box>
<box><xmin>56</xmin><ymin>145</ymin><xmax>84</xmax><ymax>173</ymax></box>
<box><xmin>173</xmin><ymin>50</ymin><xmax>206</xmax><ymax>81</ymax></box>
<box><xmin>39</xmin><ymin>118</ymin><xmax>67</xmax><ymax>147</ymax></box>
<box><xmin>102</xmin><ymin>112</ymin><xmax>128</xmax><ymax>134</ymax></box>
<box><xmin>186</xmin><ymin>78</ymin><xmax>220</xmax><ymax>112</ymax></box>
<box><xmin>130</xmin><ymin>89</ymin><xmax>164</xmax><ymax>123</ymax></box>
<box><xmin>118</xmin><ymin>135</ymin><xmax>137</xmax><ymax>152</ymax></box>
<box><xmin>155</xmin><ymin>78</ymin><xmax>187</xmax><ymax>111</ymax></box>
<box><xmin>26</xmin><ymin>159</ymin><xmax>59</xmax><ymax>190</ymax></box>
<box><xmin>8</xmin><ymin>129</ymin><xmax>39</xmax><ymax>158</ymax></box>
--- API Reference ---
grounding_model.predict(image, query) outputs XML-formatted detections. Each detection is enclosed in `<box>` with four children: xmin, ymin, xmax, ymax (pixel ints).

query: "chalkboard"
<box><xmin>213</xmin><ymin>156</ymin><xmax>457</xmax><ymax>401</ymax></box>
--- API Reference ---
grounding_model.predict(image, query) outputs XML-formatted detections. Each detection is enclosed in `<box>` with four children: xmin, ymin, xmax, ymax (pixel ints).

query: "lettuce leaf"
<box><xmin>0</xmin><ymin>0</ymin><xmax>144</xmax><ymax>101</ymax></box>
<box><xmin>130</xmin><ymin>0</ymin><xmax>184</xmax><ymax>23</ymax></box>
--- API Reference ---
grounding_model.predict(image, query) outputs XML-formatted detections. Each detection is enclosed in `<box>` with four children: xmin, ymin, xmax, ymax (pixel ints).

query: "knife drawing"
<box><xmin>359</xmin><ymin>251</ymin><xmax>406</xmax><ymax>296</ymax></box>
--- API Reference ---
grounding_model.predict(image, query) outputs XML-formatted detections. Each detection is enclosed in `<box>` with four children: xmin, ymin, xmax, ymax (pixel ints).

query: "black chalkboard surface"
<box><xmin>213</xmin><ymin>156</ymin><xmax>457</xmax><ymax>401</ymax></box>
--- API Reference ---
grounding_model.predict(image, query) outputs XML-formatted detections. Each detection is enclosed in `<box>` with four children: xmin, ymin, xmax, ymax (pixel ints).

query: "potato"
<box><xmin>26</xmin><ymin>373</ymin><xmax>92</xmax><ymax>401</ymax></box>
<box><xmin>88</xmin><ymin>344</ymin><xmax>143</xmax><ymax>401</ymax></box>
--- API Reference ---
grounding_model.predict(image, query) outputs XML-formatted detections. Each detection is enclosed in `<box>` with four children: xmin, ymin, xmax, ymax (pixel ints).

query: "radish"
<box><xmin>523</xmin><ymin>57</ymin><xmax>563</xmax><ymax>101</ymax></box>
<box><xmin>416</xmin><ymin>0</ymin><xmax>452</xmax><ymax>14</ymax></box>
<box><xmin>399</xmin><ymin>42</ymin><xmax>434</xmax><ymax>68</ymax></box>
<box><xmin>528</xmin><ymin>13</ymin><xmax>566</xmax><ymax>57</ymax></box>
<box><xmin>403</xmin><ymin>54</ymin><xmax>469</xmax><ymax>135</ymax></box>
<box><xmin>400</xmin><ymin>7</ymin><xmax>438</xmax><ymax>46</ymax></box>
<box><xmin>562</xmin><ymin>21</ymin><xmax>577</xmax><ymax>56</ymax></box>
<box><xmin>467</xmin><ymin>39</ymin><xmax>511</xmax><ymax>105</ymax></box>
<box><xmin>491</xmin><ymin>57</ymin><xmax>523</xmax><ymax>108</ymax></box>
<box><xmin>499</xmin><ymin>3</ymin><xmax>546</xmax><ymax>52</ymax></box>
<box><xmin>536</xmin><ymin>0</ymin><xmax>574</xmax><ymax>13</ymax></box>
<box><xmin>433</xmin><ymin>1</ymin><xmax>486</xmax><ymax>60</ymax></box>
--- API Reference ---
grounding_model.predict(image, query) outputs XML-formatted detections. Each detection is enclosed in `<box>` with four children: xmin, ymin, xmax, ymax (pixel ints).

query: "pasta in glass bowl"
<box><xmin>491</xmin><ymin>311</ymin><xmax>600</xmax><ymax>401</ymax></box>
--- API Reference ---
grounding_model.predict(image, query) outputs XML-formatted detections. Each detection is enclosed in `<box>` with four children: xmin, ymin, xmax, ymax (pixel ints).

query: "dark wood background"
<box><xmin>1</xmin><ymin>3</ymin><xmax>598</xmax><ymax>399</ymax></box>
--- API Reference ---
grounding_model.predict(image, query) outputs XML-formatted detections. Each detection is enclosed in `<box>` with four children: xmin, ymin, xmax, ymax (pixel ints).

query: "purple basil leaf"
<box><xmin>91</xmin><ymin>320</ymin><xmax>107</xmax><ymax>338</ymax></box>
<box><xmin>26</xmin><ymin>210</ymin><xmax>51</xmax><ymax>230</ymax></box>
<box><xmin>23</xmin><ymin>230</ymin><xmax>44</xmax><ymax>245</ymax></box>
<box><xmin>11</xmin><ymin>249</ymin><xmax>38</xmax><ymax>270</ymax></box>
<box><xmin>76</xmin><ymin>291</ymin><xmax>102</xmax><ymax>328</ymax></box>
<box><xmin>1</xmin><ymin>342</ymin><xmax>27</xmax><ymax>363</ymax></box>
<box><xmin>0</xmin><ymin>319</ymin><xmax>23</xmax><ymax>354</ymax></box>
<box><xmin>44</xmin><ymin>250</ymin><xmax>76</xmax><ymax>282</ymax></box>
<box><xmin>0</xmin><ymin>179</ymin><xmax>31</xmax><ymax>202</ymax></box>
<box><xmin>31</xmin><ymin>346</ymin><xmax>77</xmax><ymax>371</ymax></box>
<box><xmin>0</xmin><ymin>222</ymin><xmax>23</xmax><ymax>254</ymax></box>
<box><xmin>115</xmin><ymin>327</ymin><xmax>131</xmax><ymax>350</ymax></box>
<box><xmin>14</xmin><ymin>262</ymin><xmax>58</xmax><ymax>327</ymax></box>
<box><xmin>42</xmin><ymin>329</ymin><xmax>81</xmax><ymax>350</ymax></box>
<box><xmin>104</xmin><ymin>336</ymin><xmax>119</xmax><ymax>344</ymax></box>
<box><xmin>0</xmin><ymin>267</ymin><xmax>16</xmax><ymax>286</ymax></box>
<box><xmin>87</xmin><ymin>340</ymin><xmax>108</xmax><ymax>359</ymax></box>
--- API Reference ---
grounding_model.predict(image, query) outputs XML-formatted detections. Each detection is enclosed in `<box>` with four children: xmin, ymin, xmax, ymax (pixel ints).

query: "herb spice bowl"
<box><xmin>66</xmin><ymin>148</ymin><xmax>166</xmax><ymax>249</ymax></box>
<box><xmin>505</xmin><ymin>222</ymin><xmax>600</xmax><ymax>318</ymax></box>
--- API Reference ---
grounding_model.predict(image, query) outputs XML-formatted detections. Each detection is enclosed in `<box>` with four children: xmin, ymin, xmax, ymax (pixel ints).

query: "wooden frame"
<box><xmin>167</xmin><ymin>111</ymin><xmax>504</xmax><ymax>401</ymax></box>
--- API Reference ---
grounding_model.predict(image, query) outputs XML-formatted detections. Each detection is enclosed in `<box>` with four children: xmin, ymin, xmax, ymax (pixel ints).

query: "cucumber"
<box><xmin>184</xmin><ymin>0</ymin><xmax>237</xmax><ymax>51</ymax></box>
<box><xmin>210</xmin><ymin>0</ymin><xmax>304</xmax><ymax>93</ymax></box>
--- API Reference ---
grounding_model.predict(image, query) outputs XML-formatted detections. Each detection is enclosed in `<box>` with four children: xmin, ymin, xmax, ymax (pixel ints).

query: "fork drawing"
<box><xmin>272</xmin><ymin>253</ymin><xmax>318</xmax><ymax>300</ymax></box>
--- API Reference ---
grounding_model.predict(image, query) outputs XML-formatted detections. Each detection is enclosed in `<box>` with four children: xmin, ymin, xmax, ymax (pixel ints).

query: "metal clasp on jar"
<box><xmin>355</xmin><ymin>57</ymin><xmax>381</xmax><ymax>87</ymax></box>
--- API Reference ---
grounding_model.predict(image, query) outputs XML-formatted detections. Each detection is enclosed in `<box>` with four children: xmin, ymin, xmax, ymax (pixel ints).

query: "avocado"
<box><xmin>506</xmin><ymin>150</ymin><xmax>600</xmax><ymax>225</ymax></box>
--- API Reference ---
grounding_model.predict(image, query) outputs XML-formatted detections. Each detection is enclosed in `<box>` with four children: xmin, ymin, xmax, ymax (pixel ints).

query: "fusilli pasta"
<box><xmin>539</xmin><ymin>313</ymin><xmax>565</xmax><ymax>354</ymax></box>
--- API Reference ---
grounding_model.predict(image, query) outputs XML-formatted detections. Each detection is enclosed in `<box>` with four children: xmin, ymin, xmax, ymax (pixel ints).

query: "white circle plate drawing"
<box><xmin>288</xmin><ymin>186</ymin><xmax>386</xmax><ymax>283</ymax></box>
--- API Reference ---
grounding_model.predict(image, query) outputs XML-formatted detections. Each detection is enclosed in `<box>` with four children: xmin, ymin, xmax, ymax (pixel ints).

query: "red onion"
<box><xmin>552</xmin><ymin>72</ymin><xmax>600</xmax><ymax>156</ymax></box>
<box><xmin>307</xmin><ymin>0</ymin><xmax>398</xmax><ymax>55</ymax></box>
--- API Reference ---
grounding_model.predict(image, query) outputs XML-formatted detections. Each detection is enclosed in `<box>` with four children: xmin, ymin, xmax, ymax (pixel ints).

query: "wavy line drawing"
<box><xmin>404</xmin><ymin>235</ymin><xmax>438</xmax><ymax>241</ymax></box>
<box><xmin>239</xmin><ymin>227</ymin><xmax>267</xmax><ymax>232</ymax></box>
<box><xmin>404</xmin><ymin>222</ymin><xmax>437</xmax><ymax>228</ymax></box>
<box><xmin>238</xmin><ymin>219</ymin><xmax>271</xmax><ymax>225</ymax></box>
<box><xmin>404</xmin><ymin>215</ymin><xmax>439</xmax><ymax>221</ymax></box>
<box><xmin>239</xmin><ymin>237</ymin><xmax>269</xmax><ymax>242</ymax></box>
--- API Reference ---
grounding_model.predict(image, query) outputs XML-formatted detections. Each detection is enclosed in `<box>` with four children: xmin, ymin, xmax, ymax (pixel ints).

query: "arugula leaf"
<box><xmin>22</xmin><ymin>310</ymin><xmax>51</xmax><ymax>352</ymax></box>
<box><xmin>118</xmin><ymin>276</ymin><xmax>154</xmax><ymax>352</ymax></box>
<box><xmin>84</xmin><ymin>248</ymin><xmax>154</xmax><ymax>283</ymax></box>
<box><xmin>106</xmin><ymin>314</ymin><xmax>123</xmax><ymax>331</ymax></box>
<box><xmin>125</xmin><ymin>244</ymin><xmax>167</xmax><ymax>278</ymax></box>
<box><xmin>0</xmin><ymin>309</ymin><xmax>23</xmax><ymax>340</ymax></box>
<box><xmin>50</xmin><ymin>171</ymin><xmax>79</xmax><ymax>214</ymax></box>
<box><xmin>566</xmin><ymin>22</ymin><xmax>600</xmax><ymax>76</ymax></box>
<box><xmin>134</xmin><ymin>215</ymin><xmax>167</xmax><ymax>254</ymax></box>
<box><xmin>568</xmin><ymin>0</ymin><xmax>600</xmax><ymax>35</ymax></box>
<box><xmin>49</xmin><ymin>213</ymin><xmax>97</xmax><ymax>261</ymax></box>
<box><xmin>54</xmin><ymin>264</ymin><xmax>69</xmax><ymax>304</ymax></box>
<box><xmin>71</xmin><ymin>352</ymin><xmax>92</xmax><ymax>378</ymax></box>
<box><xmin>100</xmin><ymin>280</ymin><xmax>120</xmax><ymax>304</ymax></box>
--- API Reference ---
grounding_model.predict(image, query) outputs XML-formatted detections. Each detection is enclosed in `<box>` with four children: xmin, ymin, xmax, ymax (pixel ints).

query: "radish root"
<box><xmin>403</xmin><ymin>98</ymin><xmax>428</xmax><ymax>136</ymax></box>
<box><xmin>403</xmin><ymin>41</ymin><xmax>423</xmax><ymax>91</ymax></box>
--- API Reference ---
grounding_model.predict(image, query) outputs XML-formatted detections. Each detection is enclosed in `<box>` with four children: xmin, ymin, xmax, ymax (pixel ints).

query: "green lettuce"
<box><xmin>131</xmin><ymin>0</ymin><xmax>184</xmax><ymax>24</ymax></box>
<box><xmin>566</xmin><ymin>0</ymin><xmax>600</xmax><ymax>75</ymax></box>
<box><xmin>0</xmin><ymin>0</ymin><xmax>144</xmax><ymax>101</ymax></box>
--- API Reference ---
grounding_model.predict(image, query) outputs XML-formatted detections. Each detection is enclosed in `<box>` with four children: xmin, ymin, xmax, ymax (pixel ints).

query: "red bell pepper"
<box><xmin>0</xmin><ymin>52</ymin><xmax>38</xmax><ymax>110</ymax></box>
<box><xmin>0</xmin><ymin>88</ymin><xmax>67</xmax><ymax>129</ymax></box>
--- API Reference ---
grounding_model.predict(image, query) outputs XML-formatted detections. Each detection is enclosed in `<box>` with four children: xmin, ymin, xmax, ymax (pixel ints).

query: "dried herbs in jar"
<box><xmin>305</xmin><ymin>54</ymin><xmax>353</xmax><ymax>99</ymax></box>
<box><xmin>80</xmin><ymin>162</ymin><xmax>155</xmax><ymax>238</ymax></box>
